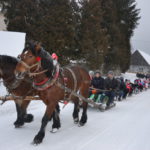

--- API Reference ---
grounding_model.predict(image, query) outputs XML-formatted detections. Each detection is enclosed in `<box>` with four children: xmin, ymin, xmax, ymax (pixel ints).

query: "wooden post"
<box><xmin>0</xmin><ymin>95</ymin><xmax>41</xmax><ymax>102</ymax></box>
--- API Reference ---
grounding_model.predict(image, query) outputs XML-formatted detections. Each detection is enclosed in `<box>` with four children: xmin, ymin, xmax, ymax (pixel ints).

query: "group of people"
<box><xmin>89</xmin><ymin>71</ymin><xmax>150</xmax><ymax>109</ymax></box>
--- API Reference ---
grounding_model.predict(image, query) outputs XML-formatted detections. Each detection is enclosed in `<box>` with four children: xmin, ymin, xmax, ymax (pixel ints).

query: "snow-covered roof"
<box><xmin>137</xmin><ymin>50</ymin><xmax>150</xmax><ymax>65</ymax></box>
<box><xmin>0</xmin><ymin>31</ymin><xmax>26</xmax><ymax>57</ymax></box>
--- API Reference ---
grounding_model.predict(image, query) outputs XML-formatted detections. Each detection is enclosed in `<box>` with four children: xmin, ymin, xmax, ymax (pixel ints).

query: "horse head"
<box><xmin>0</xmin><ymin>55</ymin><xmax>18</xmax><ymax>80</ymax></box>
<box><xmin>15</xmin><ymin>41</ymin><xmax>54</xmax><ymax>79</ymax></box>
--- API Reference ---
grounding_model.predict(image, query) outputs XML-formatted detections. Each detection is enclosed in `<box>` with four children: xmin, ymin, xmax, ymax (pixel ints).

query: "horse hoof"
<box><xmin>33</xmin><ymin>134</ymin><xmax>44</xmax><ymax>145</ymax></box>
<box><xmin>78</xmin><ymin>122</ymin><xmax>85</xmax><ymax>127</ymax></box>
<box><xmin>24</xmin><ymin>114</ymin><xmax>34</xmax><ymax>123</ymax></box>
<box><xmin>14</xmin><ymin>121</ymin><xmax>24</xmax><ymax>128</ymax></box>
<box><xmin>14</xmin><ymin>124</ymin><xmax>24</xmax><ymax>128</ymax></box>
<box><xmin>74</xmin><ymin>118</ymin><xmax>79</xmax><ymax>124</ymax></box>
<box><xmin>50</xmin><ymin>128</ymin><xmax>59</xmax><ymax>133</ymax></box>
<box><xmin>33</xmin><ymin>139</ymin><xmax>42</xmax><ymax>145</ymax></box>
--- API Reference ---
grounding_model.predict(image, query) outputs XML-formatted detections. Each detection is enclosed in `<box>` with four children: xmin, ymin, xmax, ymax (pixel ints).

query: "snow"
<box><xmin>0</xmin><ymin>31</ymin><xmax>26</xmax><ymax>57</ymax></box>
<box><xmin>137</xmin><ymin>50</ymin><xmax>150</xmax><ymax>65</ymax></box>
<box><xmin>0</xmin><ymin>35</ymin><xmax>150</xmax><ymax>149</ymax></box>
<box><xmin>0</xmin><ymin>66</ymin><xmax>149</xmax><ymax>150</ymax></box>
<box><xmin>0</xmin><ymin>82</ymin><xmax>7</xmax><ymax>96</ymax></box>
<box><xmin>121</xmin><ymin>72</ymin><xmax>137</xmax><ymax>83</ymax></box>
<box><xmin>0</xmin><ymin>90</ymin><xmax>150</xmax><ymax>150</ymax></box>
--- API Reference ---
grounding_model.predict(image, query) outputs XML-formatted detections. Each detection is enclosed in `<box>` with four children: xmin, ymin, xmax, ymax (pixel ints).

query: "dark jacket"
<box><xmin>104</xmin><ymin>77</ymin><xmax>118</xmax><ymax>90</ymax></box>
<box><xmin>119</xmin><ymin>80</ymin><xmax>126</xmax><ymax>91</ymax></box>
<box><xmin>91</xmin><ymin>77</ymin><xmax>105</xmax><ymax>89</ymax></box>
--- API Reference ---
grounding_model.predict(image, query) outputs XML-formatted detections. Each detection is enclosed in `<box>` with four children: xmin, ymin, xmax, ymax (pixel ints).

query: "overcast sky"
<box><xmin>131</xmin><ymin>0</ymin><xmax>150</xmax><ymax>54</ymax></box>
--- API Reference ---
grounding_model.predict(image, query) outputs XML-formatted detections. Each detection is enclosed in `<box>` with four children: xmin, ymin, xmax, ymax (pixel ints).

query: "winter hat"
<box><xmin>95</xmin><ymin>70</ymin><xmax>101</xmax><ymax>75</ymax></box>
<box><xmin>89</xmin><ymin>70</ymin><xmax>94</xmax><ymax>76</ymax></box>
<box><xmin>108</xmin><ymin>70</ymin><xmax>114</xmax><ymax>75</ymax></box>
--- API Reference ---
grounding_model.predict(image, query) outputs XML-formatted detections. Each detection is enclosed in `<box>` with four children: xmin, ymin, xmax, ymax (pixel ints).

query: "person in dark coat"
<box><xmin>91</xmin><ymin>71</ymin><xmax>105</xmax><ymax>90</ymax></box>
<box><xmin>90</xmin><ymin>71</ymin><xmax>105</xmax><ymax>102</ymax></box>
<box><xmin>118</xmin><ymin>77</ymin><xmax>126</xmax><ymax>101</ymax></box>
<box><xmin>104</xmin><ymin>71</ymin><xmax>118</xmax><ymax>108</ymax></box>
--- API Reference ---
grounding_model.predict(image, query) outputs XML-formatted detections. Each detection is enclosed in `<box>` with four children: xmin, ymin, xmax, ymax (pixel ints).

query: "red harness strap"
<box><xmin>33</xmin><ymin>65</ymin><xmax>60</xmax><ymax>90</ymax></box>
<box><xmin>34</xmin><ymin>78</ymin><xmax>49</xmax><ymax>86</ymax></box>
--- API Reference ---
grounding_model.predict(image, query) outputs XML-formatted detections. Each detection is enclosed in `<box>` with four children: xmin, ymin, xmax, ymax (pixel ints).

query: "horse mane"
<box><xmin>0</xmin><ymin>55</ymin><xmax>18</xmax><ymax>65</ymax></box>
<box><xmin>24</xmin><ymin>42</ymin><xmax>54</xmax><ymax>78</ymax></box>
<box><xmin>23</xmin><ymin>42</ymin><xmax>37</xmax><ymax>55</ymax></box>
<box><xmin>39</xmin><ymin>48</ymin><xmax>54</xmax><ymax>78</ymax></box>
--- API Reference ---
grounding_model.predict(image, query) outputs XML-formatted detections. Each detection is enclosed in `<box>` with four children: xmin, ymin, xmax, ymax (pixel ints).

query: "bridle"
<box><xmin>18</xmin><ymin>59</ymin><xmax>48</xmax><ymax>77</ymax></box>
<box><xmin>17</xmin><ymin>56</ymin><xmax>60</xmax><ymax>91</ymax></box>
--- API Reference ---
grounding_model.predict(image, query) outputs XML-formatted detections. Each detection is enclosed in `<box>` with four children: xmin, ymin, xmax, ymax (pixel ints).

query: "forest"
<box><xmin>0</xmin><ymin>0</ymin><xmax>140</xmax><ymax>73</ymax></box>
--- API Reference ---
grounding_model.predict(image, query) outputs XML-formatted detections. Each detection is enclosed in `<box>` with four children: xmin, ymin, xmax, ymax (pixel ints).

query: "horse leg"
<box><xmin>14</xmin><ymin>100</ymin><xmax>32</xmax><ymax>128</ymax></box>
<box><xmin>14</xmin><ymin>102</ymin><xmax>22</xmax><ymax>125</ymax></box>
<box><xmin>79</xmin><ymin>86</ymin><xmax>89</xmax><ymax>126</ymax></box>
<box><xmin>79</xmin><ymin>101</ymin><xmax>88</xmax><ymax>126</ymax></box>
<box><xmin>51</xmin><ymin>103</ymin><xmax>61</xmax><ymax>133</ymax></box>
<box><xmin>72</xmin><ymin>98</ymin><xmax>80</xmax><ymax>124</ymax></box>
<box><xmin>22</xmin><ymin>101</ymin><xmax>34</xmax><ymax>123</ymax></box>
<box><xmin>33</xmin><ymin>102</ymin><xmax>56</xmax><ymax>144</ymax></box>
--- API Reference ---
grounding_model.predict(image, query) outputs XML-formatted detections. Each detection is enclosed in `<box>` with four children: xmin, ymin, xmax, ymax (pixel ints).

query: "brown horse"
<box><xmin>0</xmin><ymin>55</ymin><xmax>59</xmax><ymax>129</ymax></box>
<box><xmin>0</xmin><ymin>55</ymin><xmax>35</xmax><ymax>127</ymax></box>
<box><xmin>15</xmin><ymin>42</ymin><xmax>90</xmax><ymax>144</ymax></box>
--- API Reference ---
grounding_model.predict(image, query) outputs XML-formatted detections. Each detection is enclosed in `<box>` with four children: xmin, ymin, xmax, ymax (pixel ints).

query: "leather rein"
<box><xmin>19</xmin><ymin>60</ymin><xmax>48</xmax><ymax>77</ymax></box>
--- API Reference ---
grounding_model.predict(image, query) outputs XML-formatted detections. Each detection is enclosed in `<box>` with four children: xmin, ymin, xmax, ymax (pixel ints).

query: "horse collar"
<box><xmin>34</xmin><ymin>78</ymin><xmax>49</xmax><ymax>86</ymax></box>
<box><xmin>3</xmin><ymin>76</ymin><xmax>22</xmax><ymax>90</ymax></box>
<box><xmin>33</xmin><ymin>64</ymin><xmax>60</xmax><ymax>91</ymax></box>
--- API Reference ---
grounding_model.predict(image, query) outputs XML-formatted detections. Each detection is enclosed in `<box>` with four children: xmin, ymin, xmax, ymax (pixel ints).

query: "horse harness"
<box><xmin>1</xmin><ymin>59</ymin><xmax>101</xmax><ymax>108</ymax></box>
<box><xmin>60</xmin><ymin>67</ymin><xmax>78</xmax><ymax>102</ymax></box>
<box><xmin>1</xmin><ymin>74</ymin><xmax>34</xmax><ymax>104</ymax></box>
<box><xmin>16</xmin><ymin>56</ymin><xmax>80</xmax><ymax>102</ymax></box>
<box><xmin>32</xmin><ymin>62</ymin><xmax>78</xmax><ymax>102</ymax></box>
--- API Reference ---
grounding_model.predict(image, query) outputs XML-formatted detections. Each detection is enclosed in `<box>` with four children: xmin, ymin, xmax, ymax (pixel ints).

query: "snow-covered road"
<box><xmin>0</xmin><ymin>90</ymin><xmax>150</xmax><ymax>150</ymax></box>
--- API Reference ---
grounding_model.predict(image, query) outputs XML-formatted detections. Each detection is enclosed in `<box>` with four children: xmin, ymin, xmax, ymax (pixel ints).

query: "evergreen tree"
<box><xmin>101</xmin><ymin>0</ymin><xmax>140</xmax><ymax>72</ymax></box>
<box><xmin>80</xmin><ymin>0</ymin><xmax>109</xmax><ymax>70</ymax></box>
<box><xmin>101</xmin><ymin>0</ymin><xmax>119</xmax><ymax>72</ymax></box>
<box><xmin>37</xmin><ymin>0</ymin><xmax>77</xmax><ymax>64</ymax></box>
<box><xmin>0</xmin><ymin>0</ymin><xmax>40</xmax><ymax>40</ymax></box>
<box><xmin>0</xmin><ymin>0</ymin><xmax>140</xmax><ymax>71</ymax></box>
<box><xmin>114</xmin><ymin>0</ymin><xmax>140</xmax><ymax>72</ymax></box>
<box><xmin>70</xmin><ymin>0</ymin><xmax>82</xmax><ymax>59</ymax></box>
<box><xmin>0</xmin><ymin>0</ymin><xmax>78</xmax><ymax>65</ymax></box>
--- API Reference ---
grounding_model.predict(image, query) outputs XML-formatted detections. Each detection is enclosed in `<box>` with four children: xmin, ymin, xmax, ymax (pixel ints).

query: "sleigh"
<box><xmin>0</xmin><ymin>86</ymin><xmax>106</xmax><ymax>111</ymax></box>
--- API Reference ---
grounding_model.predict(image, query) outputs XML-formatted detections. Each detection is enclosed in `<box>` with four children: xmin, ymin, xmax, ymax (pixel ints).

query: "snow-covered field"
<box><xmin>0</xmin><ymin>90</ymin><xmax>150</xmax><ymax>150</ymax></box>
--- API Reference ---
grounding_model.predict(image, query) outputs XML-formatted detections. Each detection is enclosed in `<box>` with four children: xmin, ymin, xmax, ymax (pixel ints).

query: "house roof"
<box><xmin>137</xmin><ymin>50</ymin><xmax>150</xmax><ymax>65</ymax></box>
<box><xmin>0</xmin><ymin>31</ymin><xmax>26</xmax><ymax>57</ymax></box>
